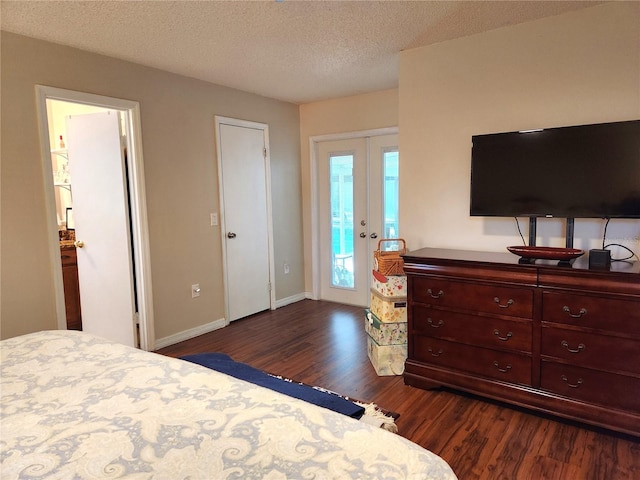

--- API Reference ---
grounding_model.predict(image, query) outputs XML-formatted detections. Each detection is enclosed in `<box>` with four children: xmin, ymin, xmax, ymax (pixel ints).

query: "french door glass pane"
<box><xmin>383</xmin><ymin>149</ymin><xmax>399</xmax><ymax>242</ymax></box>
<box><xmin>330</xmin><ymin>154</ymin><xmax>354</xmax><ymax>288</ymax></box>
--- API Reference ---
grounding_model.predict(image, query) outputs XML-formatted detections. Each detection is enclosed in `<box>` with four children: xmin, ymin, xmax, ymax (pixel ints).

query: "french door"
<box><xmin>317</xmin><ymin>134</ymin><xmax>399</xmax><ymax>306</ymax></box>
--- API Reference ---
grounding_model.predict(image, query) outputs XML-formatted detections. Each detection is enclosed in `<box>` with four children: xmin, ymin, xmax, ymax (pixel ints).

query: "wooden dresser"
<box><xmin>61</xmin><ymin>245</ymin><xmax>82</xmax><ymax>331</ymax></box>
<box><xmin>403</xmin><ymin>248</ymin><xmax>640</xmax><ymax>436</ymax></box>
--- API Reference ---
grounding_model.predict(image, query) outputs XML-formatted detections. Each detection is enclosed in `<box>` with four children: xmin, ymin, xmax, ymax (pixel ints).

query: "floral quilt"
<box><xmin>0</xmin><ymin>330</ymin><xmax>457</xmax><ymax>479</ymax></box>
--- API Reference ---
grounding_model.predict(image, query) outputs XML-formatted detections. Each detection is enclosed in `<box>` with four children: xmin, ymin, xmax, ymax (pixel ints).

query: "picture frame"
<box><xmin>66</xmin><ymin>207</ymin><xmax>75</xmax><ymax>230</ymax></box>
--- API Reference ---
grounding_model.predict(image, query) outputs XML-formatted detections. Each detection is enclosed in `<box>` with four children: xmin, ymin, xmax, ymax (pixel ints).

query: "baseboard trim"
<box><xmin>154</xmin><ymin>317</ymin><xmax>227</xmax><ymax>350</ymax></box>
<box><xmin>274</xmin><ymin>292</ymin><xmax>307</xmax><ymax>309</ymax></box>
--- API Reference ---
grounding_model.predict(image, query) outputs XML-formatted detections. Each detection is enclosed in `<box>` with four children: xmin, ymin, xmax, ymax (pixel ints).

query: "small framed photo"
<box><xmin>66</xmin><ymin>207</ymin><xmax>75</xmax><ymax>230</ymax></box>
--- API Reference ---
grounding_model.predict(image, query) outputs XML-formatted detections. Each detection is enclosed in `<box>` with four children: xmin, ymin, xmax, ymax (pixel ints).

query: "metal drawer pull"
<box><xmin>427</xmin><ymin>347</ymin><xmax>443</xmax><ymax>357</ymax></box>
<box><xmin>427</xmin><ymin>289</ymin><xmax>444</xmax><ymax>299</ymax></box>
<box><xmin>427</xmin><ymin>318</ymin><xmax>444</xmax><ymax>328</ymax></box>
<box><xmin>561</xmin><ymin>375</ymin><xmax>584</xmax><ymax>388</ymax></box>
<box><xmin>493</xmin><ymin>329</ymin><xmax>513</xmax><ymax>341</ymax></box>
<box><xmin>493</xmin><ymin>361</ymin><xmax>512</xmax><ymax>373</ymax></box>
<box><xmin>561</xmin><ymin>340</ymin><xmax>586</xmax><ymax>353</ymax></box>
<box><xmin>562</xmin><ymin>306</ymin><xmax>587</xmax><ymax>318</ymax></box>
<box><xmin>494</xmin><ymin>297</ymin><xmax>514</xmax><ymax>308</ymax></box>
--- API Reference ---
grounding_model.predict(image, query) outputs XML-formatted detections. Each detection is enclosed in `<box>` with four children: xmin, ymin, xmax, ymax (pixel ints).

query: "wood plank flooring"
<box><xmin>156</xmin><ymin>299</ymin><xmax>639</xmax><ymax>479</ymax></box>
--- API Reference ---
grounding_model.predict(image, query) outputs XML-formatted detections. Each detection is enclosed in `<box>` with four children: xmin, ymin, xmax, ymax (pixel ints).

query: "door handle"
<box><xmin>359</xmin><ymin>232</ymin><xmax>366</xmax><ymax>238</ymax></box>
<box><xmin>74</xmin><ymin>240</ymin><xmax>85</xmax><ymax>248</ymax></box>
<box><xmin>227</xmin><ymin>232</ymin><xmax>237</xmax><ymax>239</ymax></box>
<box><xmin>370</xmin><ymin>233</ymin><xmax>378</xmax><ymax>239</ymax></box>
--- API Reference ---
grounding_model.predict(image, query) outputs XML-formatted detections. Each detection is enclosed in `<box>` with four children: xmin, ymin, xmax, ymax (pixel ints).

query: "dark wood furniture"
<box><xmin>61</xmin><ymin>245</ymin><xmax>82</xmax><ymax>331</ymax></box>
<box><xmin>403</xmin><ymin>248</ymin><xmax>640</xmax><ymax>437</ymax></box>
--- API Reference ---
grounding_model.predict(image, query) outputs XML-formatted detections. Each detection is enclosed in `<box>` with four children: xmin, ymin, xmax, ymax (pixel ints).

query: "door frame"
<box><xmin>214</xmin><ymin>116</ymin><xmax>276</xmax><ymax>322</ymax></box>
<box><xmin>309</xmin><ymin>127</ymin><xmax>398</xmax><ymax>301</ymax></box>
<box><xmin>35</xmin><ymin>85</ymin><xmax>155</xmax><ymax>351</ymax></box>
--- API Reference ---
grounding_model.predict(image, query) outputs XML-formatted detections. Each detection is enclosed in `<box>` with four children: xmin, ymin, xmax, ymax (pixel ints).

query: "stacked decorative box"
<box><xmin>366</xmin><ymin>239</ymin><xmax>408</xmax><ymax>376</ymax></box>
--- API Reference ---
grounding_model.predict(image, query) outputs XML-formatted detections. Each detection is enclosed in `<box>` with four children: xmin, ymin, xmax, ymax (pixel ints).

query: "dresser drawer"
<box><xmin>542</xmin><ymin>291</ymin><xmax>640</xmax><ymax>335</ymax></box>
<box><xmin>412</xmin><ymin>336</ymin><xmax>531</xmax><ymax>385</ymax></box>
<box><xmin>541</xmin><ymin>361</ymin><xmax>640</xmax><ymax>412</ymax></box>
<box><xmin>412</xmin><ymin>277</ymin><xmax>533</xmax><ymax>319</ymax></box>
<box><xmin>61</xmin><ymin>247</ymin><xmax>77</xmax><ymax>266</ymax></box>
<box><xmin>412</xmin><ymin>305</ymin><xmax>531</xmax><ymax>353</ymax></box>
<box><xmin>541</xmin><ymin>326</ymin><xmax>640</xmax><ymax>376</ymax></box>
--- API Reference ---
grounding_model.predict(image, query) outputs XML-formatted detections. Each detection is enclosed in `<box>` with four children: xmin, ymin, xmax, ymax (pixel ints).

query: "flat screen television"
<box><xmin>470</xmin><ymin>119</ymin><xmax>640</xmax><ymax>219</ymax></box>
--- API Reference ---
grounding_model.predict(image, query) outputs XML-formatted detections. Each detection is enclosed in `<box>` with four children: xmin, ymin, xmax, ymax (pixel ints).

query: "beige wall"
<box><xmin>5</xmin><ymin>2</ymin><xmax>639</xmax><ymax>341</ymax></box>
<box><xmin>1</xmin><ymin>32</ymin><xmax>303</xmax><ymax>342</ymax></box>
<box><xmin>299</xmin><ymin>89</ymin><xmax>399</xmax><ymax>292</ymax></box>
<box><xmin>399</xmin><ymin>3</ymin><xmax>640</xmax><ymax>255</ymax></box>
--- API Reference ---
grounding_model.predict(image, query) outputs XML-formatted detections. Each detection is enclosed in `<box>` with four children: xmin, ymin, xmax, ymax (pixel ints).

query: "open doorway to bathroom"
<box><xmin>37</xmin><ymin>86</ymin><xmax>155</xmax><ymax>350</ymax></box>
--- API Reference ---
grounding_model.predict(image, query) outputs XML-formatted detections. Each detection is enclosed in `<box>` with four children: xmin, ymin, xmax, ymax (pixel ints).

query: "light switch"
<box><xmin>210</xmin><ymin>213</ymin><xmax>218</xmax><ymax>226</ymax></box>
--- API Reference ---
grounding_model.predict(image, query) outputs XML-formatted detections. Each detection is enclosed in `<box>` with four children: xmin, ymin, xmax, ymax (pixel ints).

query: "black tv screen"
<box><xmin>470</xmin><ymin>120</ymin><xmax>640</xmax><ymax>218</ymax></box>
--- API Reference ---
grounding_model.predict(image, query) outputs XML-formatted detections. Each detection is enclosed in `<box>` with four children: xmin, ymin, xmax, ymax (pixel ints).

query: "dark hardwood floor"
<box><xmin>156</xmin><ymin>299</ymin><xmax>639</xmax><ymax>480</ymax></box>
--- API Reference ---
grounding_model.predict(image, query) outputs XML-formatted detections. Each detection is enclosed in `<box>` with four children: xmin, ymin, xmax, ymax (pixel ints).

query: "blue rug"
<box><xmin>181</xmin><ymin>352</ymin><xmax>365</xmax><ymax>419</ymax></box>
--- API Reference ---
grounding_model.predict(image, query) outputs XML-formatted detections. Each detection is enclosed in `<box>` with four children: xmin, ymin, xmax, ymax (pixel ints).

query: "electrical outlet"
<box><xmin>191</xmin><ymin>283</ymin><xmax>201</xmax><ymax>298</ymax></box>
<box><xmin>284</xmin><ymin>263</ymin><xmax>290</xmax><ymax>274</ymax></box>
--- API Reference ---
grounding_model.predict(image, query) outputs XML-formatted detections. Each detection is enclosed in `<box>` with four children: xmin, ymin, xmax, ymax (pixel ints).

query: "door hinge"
<box><xmin>134</xmin><ymin>312</ymin><xmax>140</xmax><ymax>325</ymax></box>
<box><xmin>263</xmin><ymin>147</ymin><xmax>267</xmax><ymax>158</ymax></box>
<box><xmin>268</xmin><ymin>282</ymin><xmax>272</xmax><ymax>292</ymax></box>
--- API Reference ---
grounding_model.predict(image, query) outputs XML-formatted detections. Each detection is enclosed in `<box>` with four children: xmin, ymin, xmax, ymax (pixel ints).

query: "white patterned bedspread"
<box><xmin>0</xmin><ymin>330</ymin><xmax>457</xmax><ymax>479</ymax></box>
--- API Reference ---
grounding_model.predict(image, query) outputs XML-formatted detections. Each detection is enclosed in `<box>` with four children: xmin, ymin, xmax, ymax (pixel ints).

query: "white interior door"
<box><xmin>217</xmin><ymin>119</ymin><xmax>272</xmax><ymax>321</ymax></box>
<box><xmin>317</xmin><ymin>134</ymin><xmax>399</xmax><ymax>306</ymax></box>
<box><xmin>66</xmin><ymin>111</ymin><xmax>137</xmax><ymax>346</ymax></box>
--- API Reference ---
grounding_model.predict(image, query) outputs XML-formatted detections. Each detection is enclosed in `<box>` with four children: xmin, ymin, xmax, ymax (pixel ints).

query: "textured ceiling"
<box><xmin>1</xmin><ymin>1</ymin><xmax>601</xmax><ymax>104</ymax></box>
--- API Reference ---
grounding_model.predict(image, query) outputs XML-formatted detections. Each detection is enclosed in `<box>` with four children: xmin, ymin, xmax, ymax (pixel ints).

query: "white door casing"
<box><xmin>65</xmin><ymin>111</ymin><xmax>137</xmax><ymax>347</ymax></box>
<box><xmin>215</xmin><ymin>116</ymin><xmax>274</xmax><ymax>322</ymax></box>
<box><xmin>36</xmin><ymin>86</ymin><xmax>154</xmax><ymax>350</ymax></box>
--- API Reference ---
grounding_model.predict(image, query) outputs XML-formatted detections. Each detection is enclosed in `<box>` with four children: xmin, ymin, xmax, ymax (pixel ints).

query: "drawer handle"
<box><xmin>561</xmin><ymin>340</ymin><xmax>586</xmax><ymax>353</ymax></box>
<box><xmin>427</xmin><ymin>347</ymin><xmax>443</xmax><ymax>357</ymax></box>
<box><xmin>492</xmin><ymin>361</ymin><xmax>512</xmax><ymax>373</ymax></box>
<box><xmin>427</xmin><ymin>318</ymin><xmax>444</xmax><ymax>328</ymax></box>
<box><xmin>493</xmin><ymin>329</ymin><xmax>513</xmax><ymax>341</ymax></box>
<box><xmin>562</xmin><ymin>306</ymin><xmax>587</xmax><ymax>318</ymax></box>
<box><xmin>561</xmin><ymin>375</ymin><xmax>584</xmax><ymax>388</ymax></box>
<box><xmin>427</xmin><ymin>289</ymin><xmax>444</xmax><ymax>299</ymax></box>
<box><xmin>494</xmin><ymin>297</ymin><xmax>514</xmax><ymax>308</ymax></box>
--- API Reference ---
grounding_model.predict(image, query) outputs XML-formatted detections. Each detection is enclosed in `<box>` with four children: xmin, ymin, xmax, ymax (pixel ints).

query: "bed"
<box><xmin>0</xmin><ymin>330</ymin><xmax>457</xmax><ymax>479</ymax></box>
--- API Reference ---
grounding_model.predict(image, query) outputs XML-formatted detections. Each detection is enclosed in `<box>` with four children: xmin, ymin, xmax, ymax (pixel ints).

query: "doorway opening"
<box><xmin>47</xmin><ymin>101</ymin><xmax>114</xmax><ymax>332</ymax></box>
<box><xmin>36</xmin><ymin>86</ymin><xmax>155</xmax><ymax>350</ymax></box>
<box><xmin>310</xmin><ymin>128</ymin><xmax>399</xmax><ymax>306</ymax></box>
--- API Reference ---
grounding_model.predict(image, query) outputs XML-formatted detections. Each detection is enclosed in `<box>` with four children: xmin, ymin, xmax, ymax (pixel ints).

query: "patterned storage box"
<box><xmin>367</xmin><ymin>335</ymin><xmax>407</xmax><ymax>376</ymax></box>
<box><xmin>371</xmin><ymin>270</ymin><xmax>407</xmax><ymax>298</ymax></box>
<box><xmin>364</xmin><ymin>309</ymin><xmax>407</xmax><ymax>346</ymax></box>
<box><xmin>370</xmin><ymin>288</ymin><xmax>407</xmax><ymax>323</ymax></box>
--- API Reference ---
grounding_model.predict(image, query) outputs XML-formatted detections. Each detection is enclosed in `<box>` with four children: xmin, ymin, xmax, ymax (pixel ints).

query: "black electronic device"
<box><xmin>589</xmin><ymin>248</ymin><xmax>612</xmax><ymax>270</ymax></box>
<box><xmin>470</xmin><ymin>119</ymin><xmax>640</xmax><ymax>219</ymax></box>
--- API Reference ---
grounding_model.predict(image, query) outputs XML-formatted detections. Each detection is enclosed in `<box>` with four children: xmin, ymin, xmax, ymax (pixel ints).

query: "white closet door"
<box><xmin>217</xmin><ymin>121</ymin><xmax>272</xmax><ymax>321</ymax></box>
